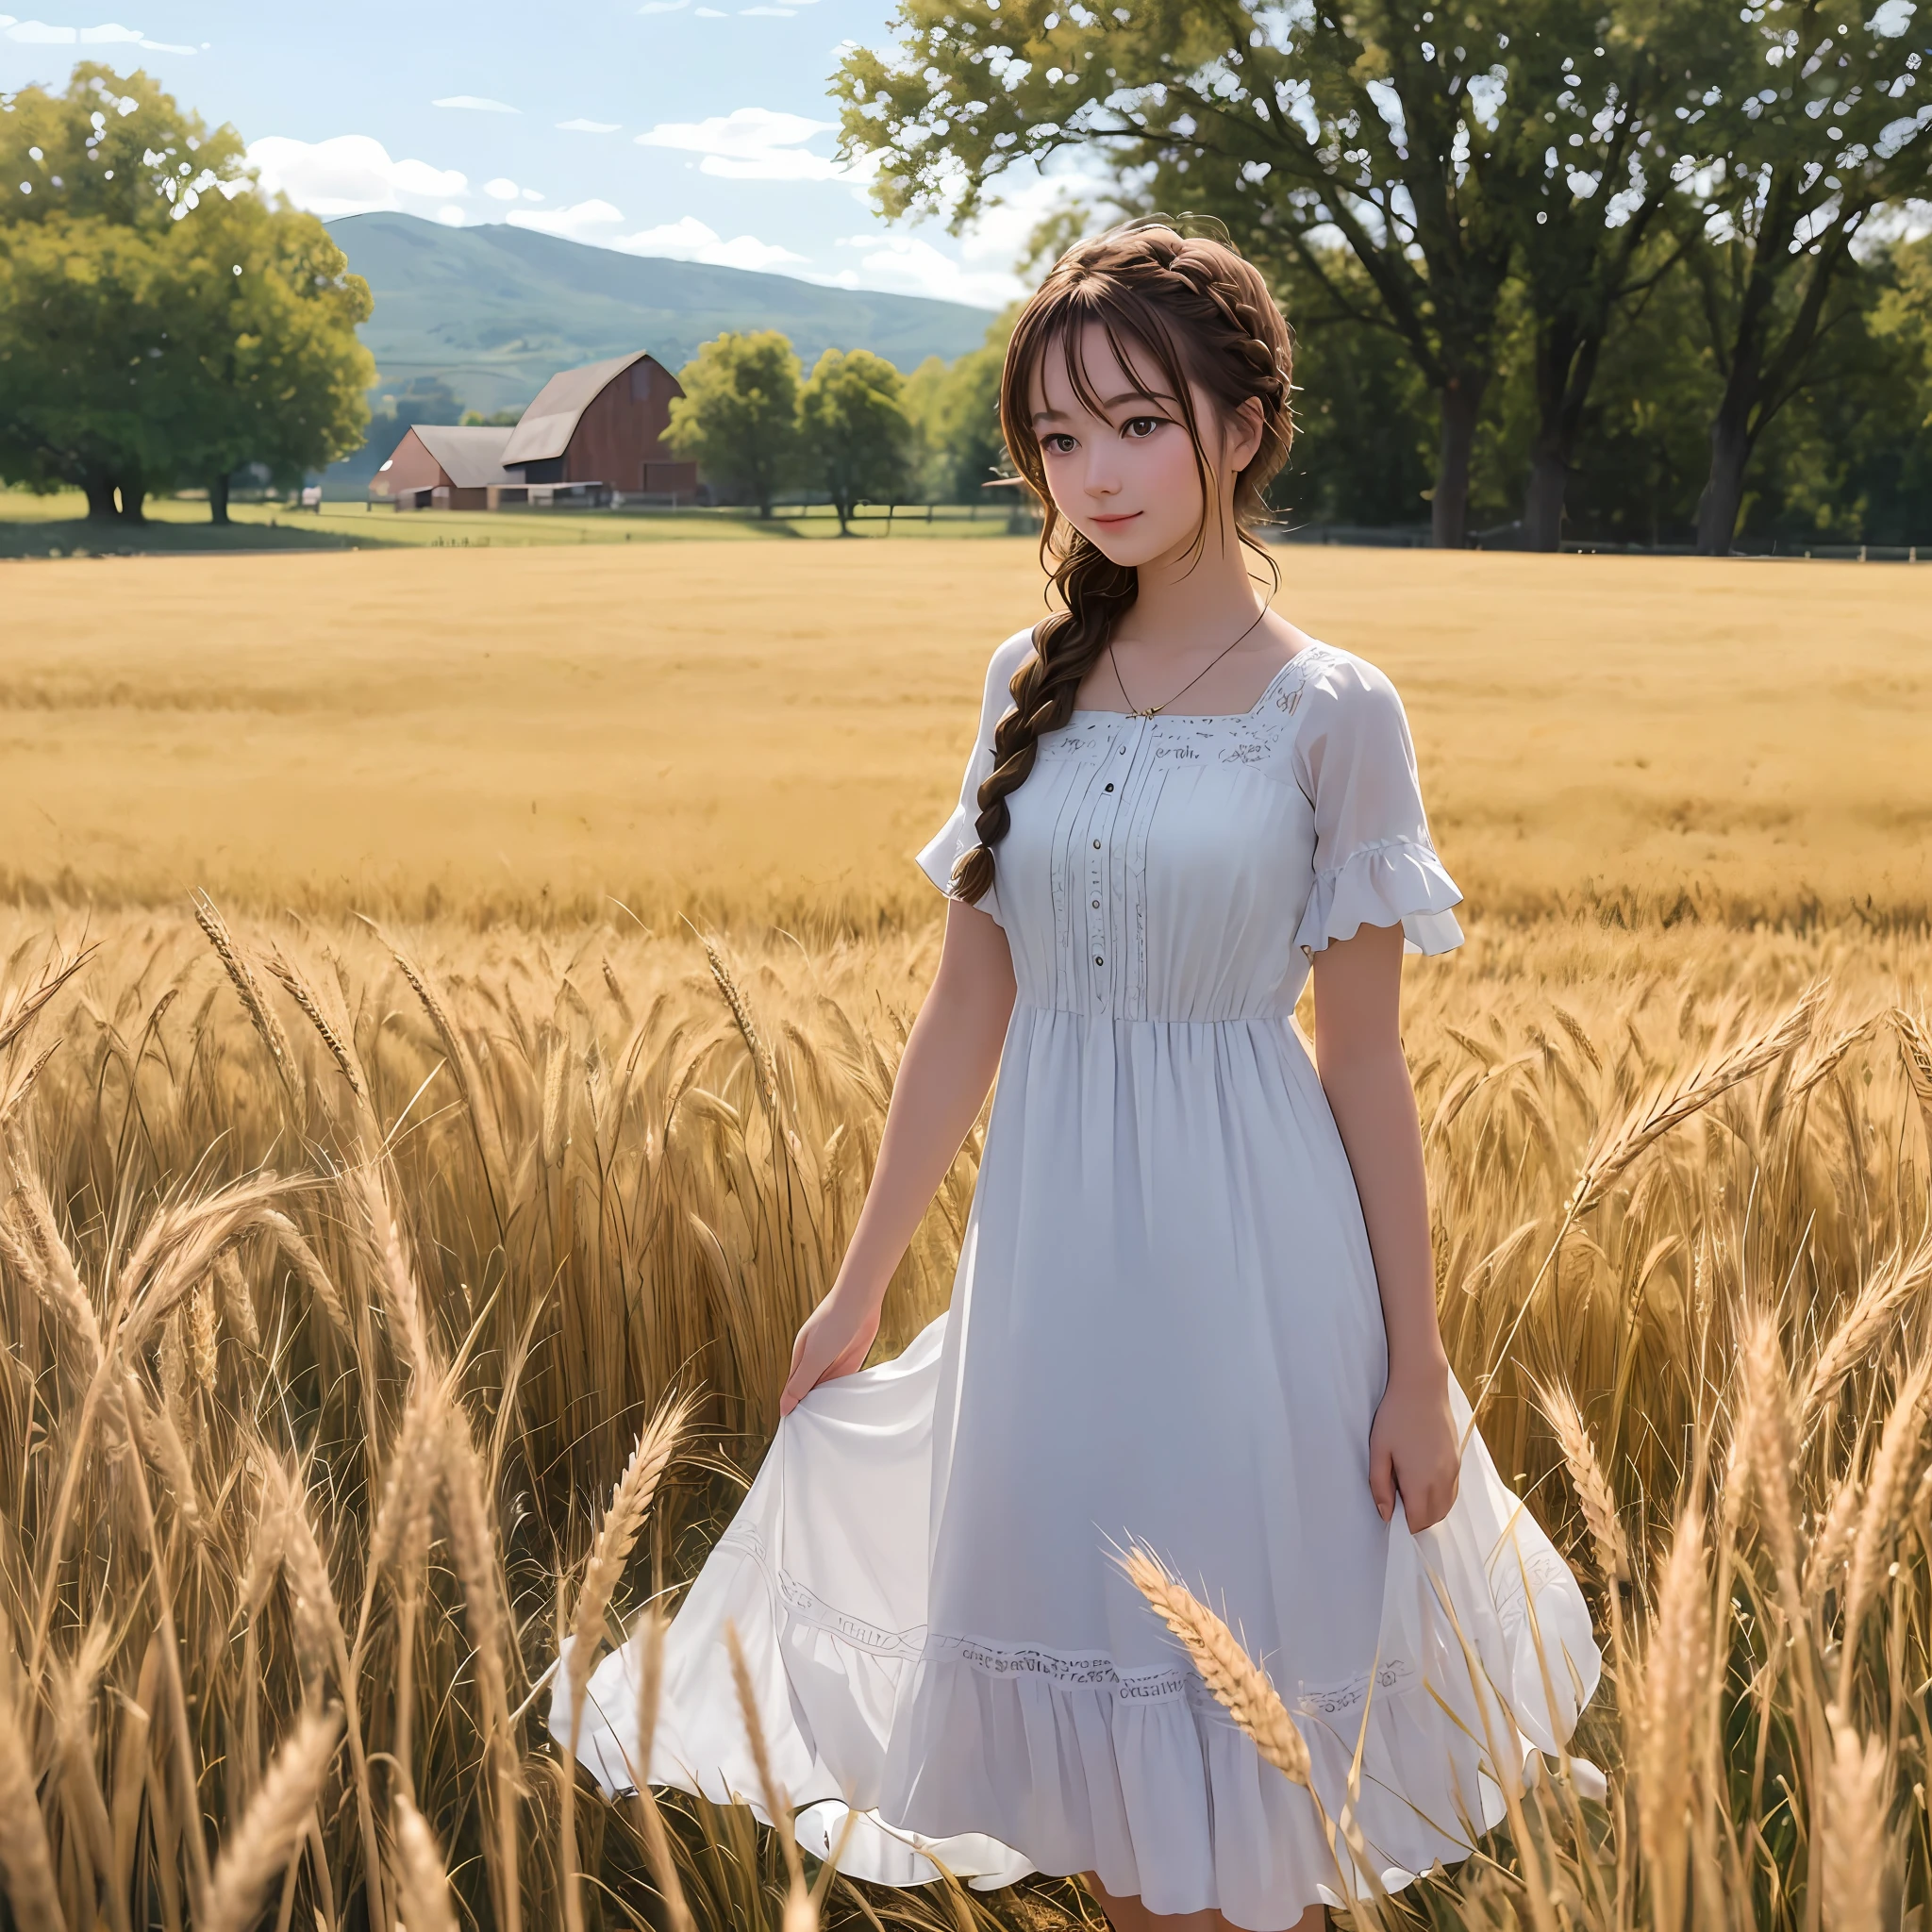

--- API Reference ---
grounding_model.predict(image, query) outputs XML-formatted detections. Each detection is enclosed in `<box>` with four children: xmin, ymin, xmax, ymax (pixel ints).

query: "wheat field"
<box><xmin>0</xmin><ymin>541</ymin><xmax>1929</xmax><ymax>1931</ymax></box>
<box><xmin>1</xmin><ymin>541</ymin><xmax>1925</xmax><ymax>927</ymax></box>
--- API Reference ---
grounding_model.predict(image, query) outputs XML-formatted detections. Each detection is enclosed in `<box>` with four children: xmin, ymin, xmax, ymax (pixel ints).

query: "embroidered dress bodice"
<box><xmin>928</xmin><ymin>641</ymin><xmax>1462</xmax><ymax>1025</ymax></box>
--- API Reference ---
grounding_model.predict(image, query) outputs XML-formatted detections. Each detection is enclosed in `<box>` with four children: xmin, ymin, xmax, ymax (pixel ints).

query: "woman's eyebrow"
<box><xmin>1032</xmin><ymin>391</ymin><xmax>1169</xmax><ymax>425</ymax></box>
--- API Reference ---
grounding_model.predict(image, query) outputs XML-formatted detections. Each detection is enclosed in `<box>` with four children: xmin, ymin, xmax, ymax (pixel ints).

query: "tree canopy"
<box><xmin>662</xmin><ymin>329</ymin><xmax>804</xmax><ymax>516</ymax></box>
<box><xmin>836</xmin><ymin>0</ymin><xmax>1931</xmax><ymax>550</ymax></box>
<box><xmin>0</xmin><ymin>64</ymin><xmax>374</xmax><ymax>522</ymax></box>
<box><xmin>796</xmin><ymin>347</ymin><xmax>918</xmax><ymax>531</ymax></box>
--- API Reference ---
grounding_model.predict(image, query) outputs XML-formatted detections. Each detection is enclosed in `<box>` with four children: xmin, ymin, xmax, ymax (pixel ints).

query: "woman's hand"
<box><xmin>779</xmin><ymin>1290</ymin><xmax>883</xmax><ymax>1417</ymax></box>
<box><xmin>1368</xmin><ymin>1357</ymin><xmax>1461</xmax><ymax>1532</ymax></box>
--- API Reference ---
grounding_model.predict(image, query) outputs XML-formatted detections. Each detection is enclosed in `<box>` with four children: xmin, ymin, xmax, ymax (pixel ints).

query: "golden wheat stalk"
<box><xmin>1635</xmin><ymin>1504</ymin><xmax>1709</xmax><ymax>1932</ymax></box>
<box><xmin>202</xmin><ymin>1707</ymin><xmax>342</xmax><ymax>1932</ymax></box>
<box><xmin>192</xmin><ymin>891</ymin><xmax>295</xmax><ymax>1079</ymax></box>
<box><xmin>1739</xmin><ymin>1311</ymin><xmax>1803</xmax><ymax>1591</ymax></box>
<box><xmin>570</xmin><ymin>1392</ymin><xmax>693</xmax><ymax>1677</ymax></box>
<box><xmin>438</xmin><ymin>1407</ymin><xmax>523</xmax><ymax>1932</ymax></box>
<box><xmin>391</xmin><ymin>1792</ymin><xmax>460</xmax><ymax>1932</ymax></box>
<box><xmin>0</xmin><ymin>1041</ymin><xmax>59</xmax><ymax>1134</ymax></box>
<box><xmin>1119</xmin><ymin>1545</ymin><xmax>1312</xmax><ymax>1787</ymax></box>
<box><xmin>724</xmin><ymin>1617</ymin><xmax>809</xmax><ymax>1907</ymax></box>
<box><xmin>0</xmin><ymin>1623</ymin><xmax>63</xmax><ymax>1932</ymax></box>
<box><xmin>213</xmin><ymin>1249</ymin><xmax>261</xmax><ymax>1355</ymax></box>
<box><xmin>1533</xmin><ymin>1378</ymin><xmax>1629</xmax><ymax>1587</ymax></box>
<box><xmin>1568</xmin><ymin>985</ymin><xmax>1820</xmax><ymax>1216</ymax></box>
<box><xmin>1895</xmin><ymin>1006</ymin><xmax>1932</xmax><ymax>1154</ymax></box>
<box><xmin>0</xmin><ymin>943</ymin><xmax>93</xmax><ymax>1059</ymax></box>
<box><xmin>255</xmin><ymin>1208</ymin><xmax>351</xmax><ymax>1337</ymax></box>
<box><xmin>1841</xmin><ymin>1356</ymin><xmax>1932</xmax><ymax>1671</ymax></box>
<box><xmin>265</xmin><ymin>942</ymin><xmax>369</xmax><ymax>1101</ymax></box>
<box><xmin>627</xmin><ymin>1610</ymin><xmax>697</xmax><ymax>1932</ymax></box>
<box><xmin>1819</xmin><ymin>1704</ymin><xmax>1890</xmax><ymax>1932</ymax></box>
<box><xmin>1802</xmin><ymin>1233</ymin><xmax>1932</xmax><ymax>1426</ymax></box>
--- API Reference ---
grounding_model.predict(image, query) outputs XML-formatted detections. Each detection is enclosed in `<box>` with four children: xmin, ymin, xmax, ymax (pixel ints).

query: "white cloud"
<box><xmin>609</xmin><ymin>214</ymin><xmax>807</xmax><ymax>272</ymax></box>
<box><xmin>522</xmin><ymin>187</ymin><xmax>543</xmax><ymax>201</ymax></box>
<box><xmin>437</xmin><ymin>205</ymin><xmax>466</xmax><ymax>226</ymax></box>
<box><xmin>557</xmin><ymin>118</ymin><xmax>622</xmax><ymax>132</ymax></box>
<box><xmin>2</xmin><ymin>18</ymin><xmax>192</xmax><ymax>48</ymax></box>
<box><xmin>433</xmin><ymin>95</ymin><xmax>518</xmax><ymax>113</ymax></box>
<box><xmin>246</xmin><ymin>134</ymin><xmax>468</xmax><ymax>219</ymax></box>
<box><xmin>636</xmin><ymin>105</ymin><xmax>845</xmax><ymax>180</ymax></box>
<box><xmin>819</xmin><ymin>234</ymin><xmax>1014</xmax><ymax>307</ymax></box>
<box><xmin>506</xmin><ymin>198</ymin><xmax>625</xmax><ymax>242</ymax></box>
<box><xmin>484</xmin><ymin>176</ymin><xmax>520</xmax><ymax>201</ymax></box>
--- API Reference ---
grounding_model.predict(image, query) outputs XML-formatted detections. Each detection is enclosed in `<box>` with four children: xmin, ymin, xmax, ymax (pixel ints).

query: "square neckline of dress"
<box><xmin>1066</xmin><ymin>643</ymin><xmax>1322</xmax><ymax>722</ymax></box>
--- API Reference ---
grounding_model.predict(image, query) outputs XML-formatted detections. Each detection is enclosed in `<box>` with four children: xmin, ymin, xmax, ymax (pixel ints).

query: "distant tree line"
<box><xmin>663</xmin><ymin>323</ymin><xmax>1018</xmax><ymax>527</ymax></box>
<box><xmin>837</xmin><ymin>0</ymin><xmax>1932</xmax><ymax>551</ymax></box>
<box><xmin>0</xmin><ymin>65</ymin><xmax>373</xmax><ymax>523</ymax></box>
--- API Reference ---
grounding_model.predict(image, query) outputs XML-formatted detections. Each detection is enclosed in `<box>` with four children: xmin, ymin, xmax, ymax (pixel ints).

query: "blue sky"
<box><xmin>0</xmin><ymin>2</ymin><xmax>1074</xmax><ymax>308</ymax></box>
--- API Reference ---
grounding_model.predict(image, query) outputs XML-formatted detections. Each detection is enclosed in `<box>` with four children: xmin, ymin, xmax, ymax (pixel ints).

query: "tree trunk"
<box><xmin>208</xmin><ymin>473</ymin><xmax>231</xmax><ymax>525</ymax></box>
<box><xmin>1430</xmin><ymin>375</ymin><xmax>1486</xmax><ymax>549</ymax></box>
<box><xmin>114</xmin><ymin>470</ymin><xmax>147</xmax><ymax>525</ymax></box>
<box><xmin>1695</xmin><ymin>399</ymin><xmax>1754</xmax><ymax>555</ymax></box>
<box><xmin>1523</xmin><ymin>447</ymin><xmax>1569</xmax><ymax>553</ymax></box>
<box><xmin>82</xmin><ymin>476</ymin><xmax>119</xmax><ymax>522</ymax></box>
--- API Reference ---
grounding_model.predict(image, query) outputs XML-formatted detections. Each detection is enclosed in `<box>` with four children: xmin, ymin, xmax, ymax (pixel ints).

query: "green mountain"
<box><xmin>328</xmin><ymin>211</ymin><xmax>995</xmax><ymax>417</ymax></box>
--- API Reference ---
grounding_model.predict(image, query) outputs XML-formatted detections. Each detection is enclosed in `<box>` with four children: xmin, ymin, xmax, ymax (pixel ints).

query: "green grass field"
<box><xmin>0</xmin><ymin>488</ymin><xmax>1025</xmax><ymax>557</ymax></box>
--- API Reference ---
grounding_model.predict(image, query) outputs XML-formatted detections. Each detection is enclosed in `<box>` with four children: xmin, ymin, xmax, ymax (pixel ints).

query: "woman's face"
<box><xmin>1026</xmin><ymin>321</ymin><xmax>1262</xmax><ymax>571</ymax></box>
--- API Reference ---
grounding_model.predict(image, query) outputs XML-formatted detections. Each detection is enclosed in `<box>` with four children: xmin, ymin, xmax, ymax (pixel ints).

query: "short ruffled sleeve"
<box><xmin>913</xmin><ymin>630</ymin><xmax>1033</xmax><ymax>929</ymax></box>
<box><xmin>1290</xmin><ymin>653</ymin><xmax>1464</xmax><ymax>958</ymax></box>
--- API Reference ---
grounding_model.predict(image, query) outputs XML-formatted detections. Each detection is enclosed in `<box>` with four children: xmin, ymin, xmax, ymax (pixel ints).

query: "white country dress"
<box><xmin>554</xmin><ymin>634</ymin><xmax>1602</xmax><ymax>1926</ymax></box>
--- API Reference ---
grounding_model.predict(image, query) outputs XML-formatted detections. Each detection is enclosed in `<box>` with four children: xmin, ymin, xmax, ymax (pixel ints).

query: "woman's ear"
<box><xmin>1224</xmin><ymin>395</ymin><xmax>1267</xmax><ymax>473</ymax></box>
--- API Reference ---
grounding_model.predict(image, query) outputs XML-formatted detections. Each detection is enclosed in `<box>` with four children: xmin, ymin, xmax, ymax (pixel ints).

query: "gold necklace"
<box><xmin>1108</xmin><ymin>606</ymin><xmax>1271</xmax><ymax>718</ymax></box>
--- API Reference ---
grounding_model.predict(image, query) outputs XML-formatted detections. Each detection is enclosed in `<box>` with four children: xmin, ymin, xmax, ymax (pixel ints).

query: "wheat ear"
<box><xmin>0</xmin><ymin>1624</ymin><xmax>62</xmax><ymax>1932</ymax></box>
<box><xmin>1569</xmin><ymin>985</ymin><xmax>1818</xmax><ymax>1215</ymax></box>
<box><xmin>1635</xmin><ymin>1505</ymin><xmax>1709</xmax><ymax>1932</ymax></box>
<box><xmin>1841</xmin><ymin>1357</ymin><xmax>1932</xmax><ymax>1677</ymax></box>
<box><xmin>192</xmin><ymin>891</ymin><xmax>295</xmax><ymax>1079</ymax></box>
<box><xmin>1534</xmin><ymin>1378</ymin><xmax>1629</xmax><ymax>1587</ymax></box>
<box><xmin>1803</xmin><ymin>1233</ymin><xmax>1932</xmax><ymax>1427</ymax></box>
<box><xmin>1119</xmin><ymin>1545</ymin><xmax>1311</xmax><ymax>1786</ymax></box>
<box><xmin>391</xmin><ymin>1792</ymin><xmax>460</xmax><ymax>1932</ymax></box>
<box><xmin>202</xmin><ymin>1707</ymin><xmax>342</xmax><ymax>1932</ymax></box>
<box><xmin>1819</xmin><ymin>1705</ymin><xmax>1890</xmax><ymax>1932</ymax></box>
<box><xmin>571</xmin><ymin>1392</ymin><xmax>693</xmax><ymax>1675</ymax></box>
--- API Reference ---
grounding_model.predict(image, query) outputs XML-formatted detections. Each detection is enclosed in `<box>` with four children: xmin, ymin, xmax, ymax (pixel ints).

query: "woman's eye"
<box><xmin>1123</xmin><ymin>416</ymin><xmax>1164</xmax><ymax>439</ymax></box>
<box><xmin>1042</xmin><ymin>433</ymin><xmax>1077</xmax><ymax>455</ymax></box>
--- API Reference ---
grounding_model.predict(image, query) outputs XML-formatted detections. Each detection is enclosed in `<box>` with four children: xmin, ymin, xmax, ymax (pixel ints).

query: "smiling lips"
<box><xmin>1089</xmin><ymin>511</ymin><xmax>1142</xmax><ymax>527</ymax></box>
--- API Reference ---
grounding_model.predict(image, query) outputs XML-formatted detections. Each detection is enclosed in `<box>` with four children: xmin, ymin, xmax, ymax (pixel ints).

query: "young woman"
<box><xmin>558</xmin><ymin>224</ymin><xmax>1600</xmax><ymax>1930</ymax></box>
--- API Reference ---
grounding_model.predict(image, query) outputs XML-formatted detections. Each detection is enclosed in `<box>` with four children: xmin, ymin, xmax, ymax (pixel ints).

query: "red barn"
<box><xmin>371</xmin><ymin>425</ymin><xmax>522</xmax><ymax>509</ymax></box>
<box><xmin>502</xmin><ymin>352</ymin><xmax>698</xmax><ymax>501</ymax></box>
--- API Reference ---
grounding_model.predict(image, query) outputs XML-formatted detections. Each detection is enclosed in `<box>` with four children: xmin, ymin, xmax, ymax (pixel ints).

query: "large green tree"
<box><xmin>904</xmin><ymin>304</ymin><xmax>1015</xmax><ymax>503</ymax></box>
<box><xmin>0</xmin><ymin>64</ymin><xmax>373</xmax><ymax>523</ymax></box>
<box><xmin>837</xmin><ymin>0</ymin><xmax>1707</xmax><ymax>547</ymax></box>
<box><xmin>664</xmin><ymin>329</ymin><xmax>803</xmax><ymax>516</ymax></box>
<box><xmin>795</xmin><ymin>347</ymin><xmax>917</xmax><ymax>532</ymax></box>
<box><xmin>1674</xmin><ymin>0</ymin><xmax>1931</xmax><ymax>551</ymax></box>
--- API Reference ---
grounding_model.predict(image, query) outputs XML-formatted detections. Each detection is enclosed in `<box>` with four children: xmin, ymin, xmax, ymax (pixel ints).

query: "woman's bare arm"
<box><xmin>1310</xmin><ymin>920</ymin><xmax>1459</xmax><ymax>1531</ymax></box>
<box><xmin>779</xmin><ymin>897</ymin><xmax>1017</xmax><ymax>1414</ymax></box>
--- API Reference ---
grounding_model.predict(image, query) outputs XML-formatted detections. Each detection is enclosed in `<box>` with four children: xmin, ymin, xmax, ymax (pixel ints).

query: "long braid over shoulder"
<box><xmin>948</xmin><ymin>221</ymin><xmax>1296</xmax><ymax>909</ymax></box>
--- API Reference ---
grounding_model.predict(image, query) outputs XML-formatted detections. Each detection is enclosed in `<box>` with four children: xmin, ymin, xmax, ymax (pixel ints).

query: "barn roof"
<box><xmin>502</xmin><ymin>351</ymin><xmax>650</xmax><ymax>467</ymax></box>
<box><xmin>408</xmin><ymin>425</ymin><xmax>519</xmax><ymax>489</ymax></box>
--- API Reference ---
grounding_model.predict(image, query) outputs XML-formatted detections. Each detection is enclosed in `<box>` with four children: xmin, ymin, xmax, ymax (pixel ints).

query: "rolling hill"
<box><xmin>328</xmin><ymin>212</ymin><xmax>997</xmax><ymax>417</ymax></box>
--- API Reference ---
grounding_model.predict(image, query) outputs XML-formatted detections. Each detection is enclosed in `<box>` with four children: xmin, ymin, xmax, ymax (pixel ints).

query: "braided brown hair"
<box><xmin>949</xmin><ymin>220</ymin><xmax>1296</xmax><ymax>909</ymax></box>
